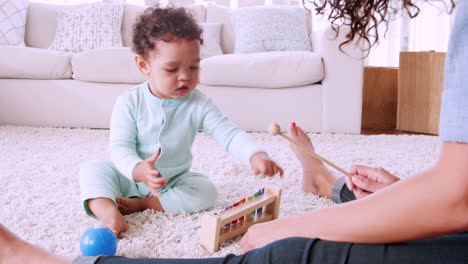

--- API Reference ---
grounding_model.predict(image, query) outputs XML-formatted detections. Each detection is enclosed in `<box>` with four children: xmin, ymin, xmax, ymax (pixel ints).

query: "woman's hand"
<box><xmin>240</xmin><ymin>218</ymin><xmax>294</xmax><ymax>253</ymax></box>
<box><xmin>347</xmin><ymin>165</ymin><xmax>399</xmax><ymax>199</ymax></box>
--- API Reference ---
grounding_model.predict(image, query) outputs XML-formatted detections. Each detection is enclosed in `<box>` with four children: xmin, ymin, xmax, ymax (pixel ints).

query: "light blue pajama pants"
<box><xmin>79</xmin><ymin>160</ymin><xmax>217</xmax><ymax>217</ymax></box>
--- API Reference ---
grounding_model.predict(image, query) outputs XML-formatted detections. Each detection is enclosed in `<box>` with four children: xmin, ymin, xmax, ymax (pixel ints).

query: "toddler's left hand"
<box><xmin>250</xmin><ymin>152</ymin><xmax>284</xmax><ymax>177</ymax></box>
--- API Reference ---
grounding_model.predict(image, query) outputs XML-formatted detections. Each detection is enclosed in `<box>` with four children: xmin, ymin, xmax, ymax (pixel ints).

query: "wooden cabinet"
<box><xmin>396</xmin><ymin>52</ymin><xmax>446</xmax><ymax>135</ymax></box>
<box><xmin>362</xmin><ymin>67</ymin><xmax>399</xmax><ymax>130</ymax></box>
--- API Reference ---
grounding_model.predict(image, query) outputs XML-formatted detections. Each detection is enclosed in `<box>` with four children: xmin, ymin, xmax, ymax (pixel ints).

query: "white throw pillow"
<box><xmin>49</xmin><ymin>3</ymin><xmax>124</xmax><ymax>53</ymax></box>
<box><xmin>231</xmin><ymin>6</ymin><xmax>312</xmax><ymax>53</ymax></box>
<box><xmin>200</xmin><ymin>23</ymin><xmax>223</xmax><ymax>59</ymax></box>
<box><xmin>0</xmin><ymin>0</ymin><xmax>28</xmax><ymax>46</ymax></box>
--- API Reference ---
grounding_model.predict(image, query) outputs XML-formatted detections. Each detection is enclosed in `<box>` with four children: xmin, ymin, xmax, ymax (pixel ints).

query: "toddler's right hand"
<box><xmin>133</xmin><ymin>150</ymin><xmax>166</xmax><ymax>197</ymax></box>
<box><xmin>346</xmin><ymin>165</ymin><xmax>399</xmax><ymax>199</ymax></box>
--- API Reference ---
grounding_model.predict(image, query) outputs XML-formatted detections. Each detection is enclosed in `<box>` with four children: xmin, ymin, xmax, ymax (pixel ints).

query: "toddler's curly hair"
<box><xmin>132</xmin><ymin>6</ymin><xmax>203</xmax><ymax>58</ymax></box>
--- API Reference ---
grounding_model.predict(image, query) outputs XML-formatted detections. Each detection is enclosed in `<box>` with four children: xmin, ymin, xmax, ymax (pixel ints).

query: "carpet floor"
<box><xmin>0</xmin><ymin>126</ymin><xmax>440</xmax><ymax>259</ymax></box>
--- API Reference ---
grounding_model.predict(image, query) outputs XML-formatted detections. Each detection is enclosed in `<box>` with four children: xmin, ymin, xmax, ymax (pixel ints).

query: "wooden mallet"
<box><xmin>268</xmin><ymin>123</ymin><xmax>352</xmax><ymax>178</ymax></box>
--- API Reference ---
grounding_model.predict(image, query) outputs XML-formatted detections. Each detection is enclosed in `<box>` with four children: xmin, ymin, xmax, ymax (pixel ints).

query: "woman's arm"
<box><xmin>241</xmin><ymin>142</ymin><xmax>468</xmax><ymax>251</ymax></box>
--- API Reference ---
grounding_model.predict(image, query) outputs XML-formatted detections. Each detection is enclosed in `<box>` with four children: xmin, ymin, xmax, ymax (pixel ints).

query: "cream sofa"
<box><xmin>0</xmin><ymin>3</ymin><xmax>363</xmax><ymax>133</ymax></box>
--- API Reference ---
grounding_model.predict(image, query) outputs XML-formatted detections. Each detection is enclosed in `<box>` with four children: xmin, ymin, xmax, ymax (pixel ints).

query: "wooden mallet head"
<box><xmin>267</xmin><ymin>122</ymin><xmax>353</xmax><ymax>178</ymax></box>
<box><xmin>268</xmin><ymin>123</ymin><xmax>281</xmax><ymax>136</ymax></box>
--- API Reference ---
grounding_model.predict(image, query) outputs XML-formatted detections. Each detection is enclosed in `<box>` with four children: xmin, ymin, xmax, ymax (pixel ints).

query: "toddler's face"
<box><xmin>137</xmin><ymin>37</ymin><xmax>201</xmax><ymax>99</ymax></box>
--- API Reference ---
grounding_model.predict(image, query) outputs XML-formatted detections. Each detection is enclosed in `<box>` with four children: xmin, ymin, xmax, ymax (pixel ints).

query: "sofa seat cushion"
<box><xmin>199</xmin><ymin>51</ymin><xmax>323</xmax><ymax>88</ymax></box>
<box><xmin>0</xmin><ymin>46</ymin><xmax>72</xmax><ymax>79</ymax></box>
<box><xmin>72</xmin><ymin>47</ymin><xmax>145</xmax><ymax>84</ymax></box>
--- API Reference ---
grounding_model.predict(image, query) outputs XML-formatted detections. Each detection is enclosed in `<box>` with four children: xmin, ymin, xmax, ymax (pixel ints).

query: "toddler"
<box><xmin>79</xmin><ymin>6</ymin><xmax>283</xmax><ymax>236</ymax></box>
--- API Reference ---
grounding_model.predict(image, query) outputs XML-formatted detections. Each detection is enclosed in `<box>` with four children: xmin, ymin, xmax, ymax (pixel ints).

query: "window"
<box><xmin>367</xmin><ymin>2</ymin><xmax>454</xmax><ymax>66</ymax></box>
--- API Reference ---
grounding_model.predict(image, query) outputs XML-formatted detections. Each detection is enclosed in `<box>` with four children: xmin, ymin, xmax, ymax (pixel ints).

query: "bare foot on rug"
<box><xmin>288</xmin><ymin>123</ymin><xmax>339</xmax><ymax>197</ymax></box>
<box><xmin>103</xmin><ymin>211</ymin><xmax>129</xmax><ymax>237</ymax></box>
<box><xmin>0</xmin><ymin>224</ymin><xmax>71</xmax><ymax>264</ymax></box>
<box><xmin>116</xmin><ymin>196</ymin><xmax>163</xmax><ymax>215</ymax></box>
<box><xmin>88</xmin><ymin>198</ymin><xmax>129</xmax><ymax>236</ymax></box>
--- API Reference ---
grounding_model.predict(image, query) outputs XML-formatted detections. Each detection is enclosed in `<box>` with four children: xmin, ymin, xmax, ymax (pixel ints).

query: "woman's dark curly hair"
<box><xmin>303</xmin><ymin>0</ymin><xmax>457</xmax><ymax>56</ymax></box>
<box><xmin>132</xmin><ymin>6</ymin><xmax>203</xmax><ymax>58</ymax></box>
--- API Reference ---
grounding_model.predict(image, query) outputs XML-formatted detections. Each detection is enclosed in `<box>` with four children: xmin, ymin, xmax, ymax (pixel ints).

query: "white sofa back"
<box><xmin>24</xmin><ymin>3</ymin><xmax>311</xmax><ymax>55</ymax></box>
<box><xmin>24</xmin><ymin>3</ymin><xmax>207</xmax><ymax>49</ymax></box>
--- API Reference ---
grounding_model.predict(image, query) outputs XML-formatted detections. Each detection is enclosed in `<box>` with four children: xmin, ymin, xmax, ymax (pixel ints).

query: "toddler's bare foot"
<box><xmin>0</xmin><ymin>224</ymin><xmax>70</xmax><ymax>264</ymax></box>
<box><xmin>288</xmin><ymin>123</ymin><xmax>338</xmax><ymax>197</ymax></box>
<box><xmin>88</xmin><ymin>198</ymin><xmax>128</xmax><ymax>236</ymax></box>
<box><xmin>101</xmin><ymin>211</ymin><xmax>128</xmax><ymax>237</ymax></box>
<box><xmin>116</xmin><ymin>196</ymin><xmax>163</xmax><ymax>215</ymax></box>
<box><xmin>116</xmin><ymin>197</ymin><xmax>144</xmax><ymax>215</ymax></box>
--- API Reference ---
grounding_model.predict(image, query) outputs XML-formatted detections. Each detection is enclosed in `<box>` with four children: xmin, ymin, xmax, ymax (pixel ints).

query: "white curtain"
<box><xmin>366</xmin><ymin>2</ymin><xmax>454</xmax><ymax>67</ymax></box>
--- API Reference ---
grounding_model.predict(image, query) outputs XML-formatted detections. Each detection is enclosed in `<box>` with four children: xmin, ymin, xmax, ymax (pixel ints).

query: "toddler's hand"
<box><xmin>346</xmin><ymin>165</ymin><xmax>399</xmax><ymax>199</ymax></box>
<box><xmin>133</xmin><ymin>150</ymin><xmax>166</xmax><ymax>197</ymax></box>
<box><xmin>250</xmin><ymin>152</ymin><xmax>284</xmax><ymax>177</ymax></box>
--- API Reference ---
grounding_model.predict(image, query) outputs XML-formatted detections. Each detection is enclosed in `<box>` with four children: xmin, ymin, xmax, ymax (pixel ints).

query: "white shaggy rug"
<box><xmin>0</xmin><ymin>126</ymin><xmax>441</xmax><ymax>259</ymax></box>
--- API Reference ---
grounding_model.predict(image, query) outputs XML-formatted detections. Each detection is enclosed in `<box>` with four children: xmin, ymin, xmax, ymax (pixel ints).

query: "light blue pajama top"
<box><xmin>439</xmin><ymin>0</ymin><xmax>468</xmax><ymax>143</ymax></box>
<box><xmin>109</xmin><ymin>82</ymin><xmax>262</xmax><ymax>182</ymax></box>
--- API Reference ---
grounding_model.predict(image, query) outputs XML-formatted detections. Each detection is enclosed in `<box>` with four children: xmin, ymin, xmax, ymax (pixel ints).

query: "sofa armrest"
<box><xmin>311</xmin><ymin>26</ymin><xmax>364</xmax><ymax>134</ymax></box>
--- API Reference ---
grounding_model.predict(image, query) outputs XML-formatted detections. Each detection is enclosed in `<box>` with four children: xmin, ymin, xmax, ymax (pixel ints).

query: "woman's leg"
<box><xmin>308</xmin><ymin>232</ymin><xmax>468</xmax><ymax>264</ymax></box>
<box><xmin>288</xmin><ymin>124</ymin><xmax>356</xmax><ymax>203</ymax></box>
<box><xmin>74</xmin><ymin>237</ymin><xmax>316</xmax><ymax>264</ymax></box>
<box><xmin>330</xmin><ymin>176</ymin><xmax>357</xmax><ymax>203</ymax></box>
<box><xmin>74</xmin><ymin>233</ymin><xmax>468</xmax><ymax>264</ymax></box>
<box><xmin>0</xmin><ymin>224</ymin><xmax>70</xmax><ymax>264</ymax></box>
<box><xmin>5</xmin><ymin>229</ymin><xmax>465</xmax><ymax>264</ymax></box>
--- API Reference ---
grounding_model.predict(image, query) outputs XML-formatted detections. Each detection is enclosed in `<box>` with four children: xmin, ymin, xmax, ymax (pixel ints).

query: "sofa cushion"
<box><xmin>205</xmin><ymin>4</ymin><xmax>312</xmax><ymax>55</ymax></box>
<box><xmin>27</xmin><ymin>2</ymin><xmax>128</xmax><ymax>49</ymax></box>
<box><xmin>0</xmin><ymin>0</ymin><xmax>28</xmax><ymax>46</ymax></box>
<box><xmin>121</xmin><ymin>4</ymin><xmax>206</xmax><ymax>47</ymax></box>
<box><xmin>141</xmin><ymin>2</ymin><xmax>206</xmax><ymax>21</ymax></box>
<box><xmin>25</xmin><ymin>3</ymin><xmax>206</xmax><ymax>49</ymax></box>
<box><xmin>200</xmin><ymin>23</ymin><xmax>223</xmax><ymax>59</ymax></box>
<box><xmin>206</xmin><ymin>4</ymin><xmax>234</xmax><ymax>54</ymax></box>
<box><xmin>0</xmin><ymin>46</ymin><xmax>72</xmax><ymax>79</ymax></box>
<box><xmin>25</xmin><ymin>3</ymin><xmax>59</xmax><ymax>49</ymax></box>
<box><xmin>231</xmin><ymin>6</ymin><xmax>312</xmax><ymax>53</ymax></box>
<box><xmin>49</xmin><ymin>3</ymin><xmax>124</xmax><ymax>53</ymax></box>
<box><xmin>186</xmin><ymin>4</ymin><xmax>207</xmax><ymax>22</ymax></box>
<box><xmin>199</xmin><ymin>51</ymin><xmax>323</xmax><ymax>88</ymax></box>
<box><xmin>121</xmin><ymin>4</ymin><xmax>146</xmax><ymax>47</ymax></box>
<box><xmin>72</xmin><ymin>47</ymin><xmax>145</xmax><ymax>84</ymax></box>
